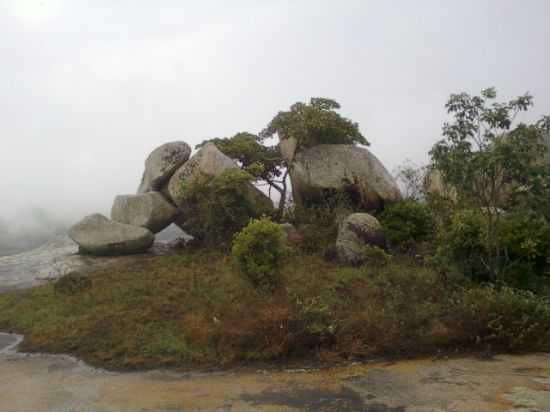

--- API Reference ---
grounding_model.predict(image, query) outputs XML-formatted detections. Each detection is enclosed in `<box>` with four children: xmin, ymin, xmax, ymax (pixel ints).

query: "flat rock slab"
<box><xmin>0</xmin><ymin>235</ymin><xmax>174</xmax><ymax>292</ymax></box>
<box><xmin>0</xmin><ymin>350</ymin><xmax>549</xmax><ymax>411</ymax></box>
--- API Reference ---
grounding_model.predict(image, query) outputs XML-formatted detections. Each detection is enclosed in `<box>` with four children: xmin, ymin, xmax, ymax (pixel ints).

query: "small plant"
<box><xmin>54</xmin><ymin>272</ymin><xmax>92</xmax><ymax>295</ymax></box>
<box><xmin>292</xmin><ymin>295</ymin><xmax>337</xmax><ymax>338</ymax></box>
<box><xmin>232</xmin><ymin>217</ymin><xmax>286</xmax><ymax>293</ymax></box>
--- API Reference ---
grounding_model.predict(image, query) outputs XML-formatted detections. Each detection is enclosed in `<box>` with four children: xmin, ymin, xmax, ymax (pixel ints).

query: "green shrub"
<box><xmin>454</xmin><ymin>286</ymin><xmax>550</xmax><ymax>350</ymax></box>
<box><xmin>232</xmin><ymin>217</ymin><xmax>285</xmax><ymax>293</ymax></box>
<box><xmin>439</xmin><ymin>209</ymin><xmax>550</xmax><ymax>286</ymax></box>
<box><xmin>439</xmin><ymin>209</ymin><xmax>487</xmax><ymax>281</ymax></box>
<box><xmin>379</xmin><ymin>200</ymin><xmax>434</xmax><ymax>251</ymax></box>
<box><xmin>179</xmin><ymin>169</ymin><xmax>273</xmax><ymax>248</ymax></box>
<box><xmin>498</xmin><ymin>214</ymin><xmax>550</xmax><ymax>284</ymax></box>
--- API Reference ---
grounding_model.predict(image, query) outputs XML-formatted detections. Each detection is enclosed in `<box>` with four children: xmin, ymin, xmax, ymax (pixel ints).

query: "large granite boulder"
<box><xmin>166</xmin><ymin>142</ymin><xmax>240</xmax><ymax>205</ymax></box>
<box><xmin>290</xmin><ymin>144</ymin><xmax>401</xmax><ymax>211</ymax></box>
<box><xmin>336</xmin><ymin>213</ymin><xmax>386</xmax><ymax>265</ymax></box>
<box><xmin>68</xmin><ymin>214</ymin><xmax>154</xmax><ymax>256</ymax></box>
<box><xmin>111</xmin><ymin>192</ymin><xmax>179</xmax><ymax>233</ymax></box>
<box><xmin>138</xmin><ymin>141</ymin><xmax>191</xmax><ymax>193</ymax></box>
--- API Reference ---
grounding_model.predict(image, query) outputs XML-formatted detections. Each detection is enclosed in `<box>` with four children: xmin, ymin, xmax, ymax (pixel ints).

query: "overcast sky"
<box><xmin>1</xmin><ymin>0</ymin><xmax>549</xmax><ymax>224</ymax></box>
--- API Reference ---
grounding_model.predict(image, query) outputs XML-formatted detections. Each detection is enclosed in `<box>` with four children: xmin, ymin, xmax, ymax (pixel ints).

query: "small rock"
<box><xmin>336</xmin><ymin>213</ymin><xmax>386</xmax><ymax>265</ymax></box>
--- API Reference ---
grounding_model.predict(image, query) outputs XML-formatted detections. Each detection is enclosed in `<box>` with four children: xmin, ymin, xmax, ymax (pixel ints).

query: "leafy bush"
<box><xmin>379</xmin><ymin>200</ymin><xmax>434</xmax><ymax>251</ymax></box>
<box><xmin>232</xmin><ymin>217</ymin><xmax>286</xmax><ymax>293</ymax></box>
<box><xmin>179</xmin><ymin>169</ymin><xmax>273</xmax><ymax>248</ymax></box>
<box><xmin>438</xmin><ymin>209</ymin><xmax>550</xmax><ymax>286</ymax></box>
<box><xmin>453</xmin><ymin>286</ymin><xmax>550</xmax><ymax>350</ymax></box>
<box><xmin>498</xmin><ymin>214</ymin><xmax>550</xmax><ymax>288</ymax></box>
<box><xmin>438</xmin><ymin>209</ymin><xmax>487</xmax><ymax>281</ymax></box>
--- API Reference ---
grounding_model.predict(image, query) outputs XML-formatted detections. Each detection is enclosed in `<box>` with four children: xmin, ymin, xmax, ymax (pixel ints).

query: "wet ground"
<box><xmin>1</xmin><ymin>240</ymin><xmax>550</xmax><ymax>411</ymax></box>
<box><xmin>0</xmin><ymin>235</ymin><xmax>175</xmax><ymax>292</ymax></box>
<box><xmin>1</xmin><ymin>332</ymin><xmax>550</xmax><ymax>411</ymax></box>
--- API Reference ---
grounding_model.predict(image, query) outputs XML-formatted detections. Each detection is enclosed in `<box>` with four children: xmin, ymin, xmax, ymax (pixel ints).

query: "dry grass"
<box><xmin>0</xmin><ymin>252</ymin><xmax>549</xmax><ymax>370</ymax></box>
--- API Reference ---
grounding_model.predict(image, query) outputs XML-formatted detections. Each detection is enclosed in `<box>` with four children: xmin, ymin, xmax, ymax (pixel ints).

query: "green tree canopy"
<box><xmin>260</xmin><ymin>97</ymin><xmax>368</xmax><ymax>149</ymax></box>
<box><xmin>430</xmin><ymin>87</ymin><xmax>550</xmax><ymax>280</ymax></box>
<box><xmin>198</xmin><ymin>132</ymin><xmax>289</xmax><ymax>218</ymax></box>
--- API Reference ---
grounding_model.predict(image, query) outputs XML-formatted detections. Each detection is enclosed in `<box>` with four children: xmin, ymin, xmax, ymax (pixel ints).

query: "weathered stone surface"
<box><xmin>111</xmin><ymin>192</ymin><xmax>179</xmax><ymax>233</ymax></box>
<box><xmin>166</xmin><ymin>142</ymin><xmax>239</xmax><ymax>205</ymax></box>
<box><xmin>336</xmin><ymin>213</ymin><xmax>385</xmax><ymax>265</ymax></box>
<box><xmin>290</xmin><ymin>144</ymin><xmax>401</xmax><ymax>211</ymax></box>
<box><xmin>138</xmin><ymin>141</ymin><xmax>191</xmax><ymax>193</ymax></box>
<box><xmin>68</xmin><ymin>214</ymin><xmax>154</xmax><ymax>256</ymax></box>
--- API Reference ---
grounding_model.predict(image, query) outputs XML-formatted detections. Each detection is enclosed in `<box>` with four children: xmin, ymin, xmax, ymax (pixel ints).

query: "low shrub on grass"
<box><xmin>232</xmin><ymin>217</ymin><xmax>286</xmax><ymax>293</ymax></box>
<box><xmin>452</xmin><ymin>285</ymin><xmax>550</xmax><ymax>351</ymax></box>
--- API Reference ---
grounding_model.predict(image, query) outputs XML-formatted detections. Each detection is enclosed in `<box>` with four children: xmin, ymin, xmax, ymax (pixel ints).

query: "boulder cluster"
<box><xmin>69</xmin><ymin>137</ymin><xmax>401</xmax><ymax>263</ymax></box>
<box><xmin>282</xmin><ymin>138</ymin><xmax>401</xmax><ymax>264</ymax></box>
<box><xmin>69</xmin><ymin>142</ymin><xmax>271</xmax><ymax>255</ymax></box>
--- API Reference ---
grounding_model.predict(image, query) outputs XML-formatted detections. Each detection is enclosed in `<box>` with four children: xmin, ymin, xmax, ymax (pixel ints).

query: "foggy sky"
<box><xmin>1</xmin><ymin>0</ymin><xmax>550</xmax><ymax>225</ymax></box>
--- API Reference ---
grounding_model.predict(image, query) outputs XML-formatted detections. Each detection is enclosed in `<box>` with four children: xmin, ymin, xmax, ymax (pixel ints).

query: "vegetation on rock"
<box><xmin>260</xmin><ymin>98</ymin><xmax>368</xmax><ymax>149</ymax></box>
<box><xmin>178</xmin><ymin>169</ymin><xmax>273</xmax><ymax>248</ymax></box>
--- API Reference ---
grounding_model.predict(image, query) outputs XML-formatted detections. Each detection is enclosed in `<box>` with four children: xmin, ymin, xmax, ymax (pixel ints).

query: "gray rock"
<box><xmin>166</xmin><ymin>142</ymin><xmax>239</xmax><ymax>205</ymax></box>
<box><xmin>111</xmin><ymin>192</ymin><xmax>179</xmax><ymax>233</ymax></box>
<box><xmin>290</xmin><ymin>144</ymin><xmax>401</xmax><ymax>211</ymax></box>
<box><xmin>68</xmin><ymin>214</ymin><xmax>154</xmax><ymax>256</ymax></box>
<box><xmin>138</xmin><ymin>141</ymin><xmax>191</xmax><ymax>193</ymax></box>
<box><xmin>336</xmin><ymin>213</ymin><xmax>385</xmax><ymax>265</ymax></box>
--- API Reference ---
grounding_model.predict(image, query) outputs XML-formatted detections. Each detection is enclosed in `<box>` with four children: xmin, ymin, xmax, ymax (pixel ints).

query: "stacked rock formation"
<box><xmin>69</xmin><ymin>141</ymin><xmax>273</xmax><ymax>256</ymax></box>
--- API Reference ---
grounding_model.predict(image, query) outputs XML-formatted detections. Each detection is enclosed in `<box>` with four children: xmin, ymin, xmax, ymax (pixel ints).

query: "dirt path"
<box><xmin>1</xmin><ymin>333</ymin><xmax>549</xmax><ymax>412</ymax></box>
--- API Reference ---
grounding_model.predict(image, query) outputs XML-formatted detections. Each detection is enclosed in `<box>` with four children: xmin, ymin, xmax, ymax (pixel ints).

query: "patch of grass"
<box><xmin>0</xmin><ymin>252</ymin><xmax>549</xmax><ymax>370</ymax></box>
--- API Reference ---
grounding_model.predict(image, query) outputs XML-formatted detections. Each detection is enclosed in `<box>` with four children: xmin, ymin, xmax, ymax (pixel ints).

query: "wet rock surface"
<box><xmin>0</xmin><ymin>341</ymin><xmax>549</xmax><ymax>411</ymax></box>
<box><xmin>0</xmin><ymin>235</ymin><xmax>174</xmax><ymax>292</ymax></box>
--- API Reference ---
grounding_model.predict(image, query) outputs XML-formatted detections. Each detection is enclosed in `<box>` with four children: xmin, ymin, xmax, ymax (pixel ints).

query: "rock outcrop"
<box><xmin>290</xmin><ymin>144</ymin><xmax>401</xmax><ymax>211</ymax></box>
<box><xmin>336</xmin><ymin>213</ymin><xmax>386</xmax><ymax>265</ymax></box>
<box><xmin>138</xmin><ymin>141</ymin><xmax>191</xmax><ymax>193</ymax></box>
<box><xmin>68</xmin><ymin>214</ymin><xmax>154</xmax><ymax>256</ymax></box>
<box><xmin>166</xmin><ymin>143</ymin><xmax>239</xmax><ymax>205</ymax></box>
<box><xmin>111</xmin><ymin>192</ymin><xmax>179</xmax><ymax>233</ymax></box>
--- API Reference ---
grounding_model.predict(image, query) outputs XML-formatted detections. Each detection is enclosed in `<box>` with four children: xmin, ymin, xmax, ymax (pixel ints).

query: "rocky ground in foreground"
<box><xmin>1</xmin><ymin>332</ymin><xmax>549</xmax><ymax>411</ymax></box>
